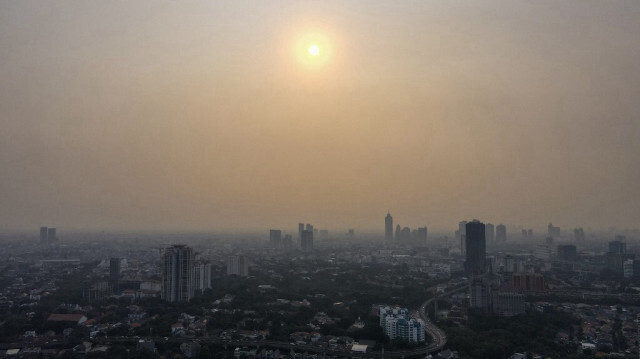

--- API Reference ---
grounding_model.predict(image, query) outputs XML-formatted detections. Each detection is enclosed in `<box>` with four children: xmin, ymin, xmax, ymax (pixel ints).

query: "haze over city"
<box><xmin>1</xmin><ymin>1</ymin><xmax>639</xmax><ymax>232</ymax></box>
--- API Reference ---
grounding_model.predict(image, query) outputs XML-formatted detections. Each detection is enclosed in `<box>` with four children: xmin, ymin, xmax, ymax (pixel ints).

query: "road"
<box><xmin>418</xmin><ymin>284</ymin><xmax>469</xmax><ymax>354</ymax></box>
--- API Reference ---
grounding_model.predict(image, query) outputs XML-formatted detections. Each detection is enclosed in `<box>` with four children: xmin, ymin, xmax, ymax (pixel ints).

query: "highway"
<box><xmin>418</xmin><ymin>284</ymin><xmax>469</xmax><ymax>354</ymax></box>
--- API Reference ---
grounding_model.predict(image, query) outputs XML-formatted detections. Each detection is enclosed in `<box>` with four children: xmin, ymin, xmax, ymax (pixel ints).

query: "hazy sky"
<box><xmin>1</xmin><ymin>1</ymin><xmax>639</xmax><ymax>233</ymax></box>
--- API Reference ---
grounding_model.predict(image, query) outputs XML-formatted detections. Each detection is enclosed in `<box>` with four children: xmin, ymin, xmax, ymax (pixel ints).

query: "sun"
<box><xmin>308</xmin><ymin>43</ymin><xmax>320</xmax><ymax>57</ymax></box>
<box><xmin>294</xmin><ymin>32</ymin><xmax>332</xmax><ymax>70</ymax></box>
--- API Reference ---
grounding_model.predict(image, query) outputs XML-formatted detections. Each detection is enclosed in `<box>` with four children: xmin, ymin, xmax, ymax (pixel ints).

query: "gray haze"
<box><xmin>1</xmin><ymin>1</ymin><xmax>639</xmax><ymax>232</ymax></box>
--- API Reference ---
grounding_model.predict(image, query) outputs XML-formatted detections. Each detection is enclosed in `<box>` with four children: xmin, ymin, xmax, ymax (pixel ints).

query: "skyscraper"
<box><xmin>269</xmin><ymin>229</ymin><xmax>282</xmax><ymax>248</ymax></box>
<box><xmin>301</xmin><ymin>230</ymin><xmax>314</xmax><ymax>251</ymax></box>
<box><xmin>547</xmin><ymin>223</ymin><xmax>560</xmax><ymax>238</ymax></box>
<box><xmin>385</xmin><ymin>212</ymin><xmax>393</xmax><ymax>242</ymax></box>
<box><xmin>465</xmin><ymin>220</ymin><xmax>486</xmax><ymax>275</ymax></box>
<box><xmin>496</xmin><ymin>224</ymin><xmax>507</xmax><ymax>242</ymax></box>
<box><xmin>485</xmin><ymin>223</ymin><xmax>495</xmax><ymax>243</ymax></box>
<box><xmin>110</xmin><ymin>257</ymin><xmax>121</xmax><ymax>294</ymax></box>
<box><xmin>39</xmin><ymin>227</ymin><xmax>48</xmax><ymax>244</ymax></box>
<box><xmin>109</xmin><ymin>258</ymin><xmax>121</xmax><ymax>281</ymax></box>
<box><xmin>458</xmin><ymin>220</ymin><xmax>467</xmax><ymax>255</ymax></box>
<box><xmin>416</xmin><ymin>226</ymin><xmax>428</xmax><ymax>244</ymax></box>
<box><xmin>227</xmin><ymin>255</ymin><xmax>249</xmax><ymax>276</ymax></box>
<box><xmin>162</xmin><ymin>245</ymin><xmax>194</xmax><ymax>302</ymax></box>
<box><xmin>47</xmin><ymin>227</ymin><xmax>56</xmax><ymax>244</ymax></box>
<box><xmin>193</xmin><ymin>262</ymin><xmax>212</xmax><ymax>291</ymax></box>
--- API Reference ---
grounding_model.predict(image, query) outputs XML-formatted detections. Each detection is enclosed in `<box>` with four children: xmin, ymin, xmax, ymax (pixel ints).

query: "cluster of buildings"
<box><xmin>160</xmin><ymin>244</ymin><xmax>251</xmax><ymax>302</ymax></box>
<box><xmin>39</xmin><ymin>226</ymin><xmax>58</xmax><ymax>245</ymax></box>
<box><xmin>269</xmin><ymin>223</ymin><xmax>335</xmax><ymax>252</ymax></box>
<box><xmin>384</xmin><ymin>212</ymin><xmax>428</xmax><ymax>244</ymax></box>
<box><xmin>379</xmin><ymin>306</ymin><xmax>425</xmax><ymax>342</ymax></box>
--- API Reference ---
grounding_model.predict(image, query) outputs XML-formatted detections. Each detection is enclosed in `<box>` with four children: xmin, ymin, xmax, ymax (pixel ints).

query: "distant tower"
<box><xmin>298</xmin><ymin>223</ymin><xmax>304</xmax><ymax>243</ymax></box>
<box><xmin>485</xmin><ymin>223</ymin><xmax>495</xmax><ymax>243</ymax></box>
<box><xmin>162</xmin><ymin>245</ymin><xmax>194</xmax><ymax>302</ymax></box>
<box><xmin>458</xmin><ymin>221</ymin><xmax>467</xmax><ymax>255</ymax></box>
<box><xmin>227</xmin><ymin>255</ymin><xmax>249</xmax><ymax>276</ymax></box>
<box><xmin>496</xmin><ymin>224</ymin><xmax>507</xmax><ymax>242</ymax></box>
<box><xmin>301</xmin><ymin>230</ymin><xmax>314</xmax><ymax>251</ymax></box>
<box><xmin>385</xmin><ymin>212</ymin><xmax>394</xmax><ymax>242</ymax></box>
<box><xmin>47</xmin><ymin>228</ymin><xmax>57</xmax><ymax>244</ymax></box>
<box><xmin>464</xmin><ymin>220</ymin><xmax>486</xmax><ymax>275</ymax></box>
<box><xmin>269</xmin><ymin>229</ymin><xmax>282</xmax><ymax>248</ymax></box>
<box><xmin>40</xmin><ymin>227</ymin><xmax>48</xmax><ymax>244</ymax></box>
<box><xmin>417</xmin><ymin>227</ymin><xmax>428</xmax><ymax>244</ymax></box>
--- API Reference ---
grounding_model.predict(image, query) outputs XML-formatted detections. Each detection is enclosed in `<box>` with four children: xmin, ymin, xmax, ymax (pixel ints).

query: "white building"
<box><xmin>379</xmin><ymin>306</ymin><xmax>425</xmax><ymax>342</ymax></box>
<box><xmin>227</xmin><ymin>255</ymin><xmax>249</xmax><ymax>277</ymax></box>
<box><xmin>193</xmin><ymin>262</ymin><xmax>212</xmax><ymax>291</ymax></box>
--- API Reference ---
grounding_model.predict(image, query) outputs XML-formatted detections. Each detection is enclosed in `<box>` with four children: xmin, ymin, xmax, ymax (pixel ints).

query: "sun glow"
<box><xmin>295</xmin><ymin>32</ymin><xmax>333</xmax><ymax>70</ymax></box>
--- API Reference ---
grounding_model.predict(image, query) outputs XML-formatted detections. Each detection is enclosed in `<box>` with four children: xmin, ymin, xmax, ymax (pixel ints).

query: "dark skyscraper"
<box><xmin>395</xmin><ymin>225</ymin><xmax>401</xmax><ymax>242</ymax></box>
<box><xmin>464</xmin><ymin>220</ymin><xmax>486</xmax><ymax>275</ymax></box>
<box><xmin>385</xmin><ymin>212</ymin><xmax>393</xmax><ymax>242</ymax></box>
<box><xmin>110</xmin><ymin>257</ymin><xmax>121</xmax><ymax>293</ymax></box>
<box><xmin>298</xmin><ymin>223</ymin><xmax>304</xmax><ymax>242</ymax></box>
<box><xmin>162</xmin><ymin>245</ymin><xmax>194</xmax><ymax>302</ymax></box>
<box><xmin>417</xmin><ymin>226</ymin><xmax>428</xmax><ymax>244</ymax></box>
<box><xmin>109</xmin><ymin>258</ymin><xmax>121</xmax><ymax>280</ymax></box>
<box><xmin>301</xmin><ymin>230</ymin><xmax>313</xmax><ymax>251</ymax></box>
<box><xmin>496</xmin><ymin>224</ymin><xmax>507</xmax><ymax>242</ymax></box>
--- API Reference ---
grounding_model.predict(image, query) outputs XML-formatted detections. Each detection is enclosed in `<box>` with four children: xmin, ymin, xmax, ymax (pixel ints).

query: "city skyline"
<box><xmin>1</xmin><ymin>1</ymin><xmax>640</xmax><ymax>232</ymax></box>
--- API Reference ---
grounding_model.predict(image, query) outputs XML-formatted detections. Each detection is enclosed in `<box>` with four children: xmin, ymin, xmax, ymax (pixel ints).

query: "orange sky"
<box><xmin>1</xmin><ymin>1</ymin><xmax>639</xmax><ymax>232</ymax></box>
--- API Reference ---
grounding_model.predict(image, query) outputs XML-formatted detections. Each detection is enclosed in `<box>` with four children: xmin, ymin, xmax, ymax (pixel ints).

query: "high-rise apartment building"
<box><xmin>227</xmin><ymin>255</ymin><xmax>249</xmax><ymax>277</ymax></box>
<box><xmin>379</xmin><ymin>306</ymin><xmax>425</xmax><ymax>342</ymax></box>
<box><xmin>162</xmin><ymin>245</ymin><xmax>194</xmax><ymax>302</ymax></box>
<box><xmin>465</xmin><ymin>220</ymin><xmax>486</xmax><ymax>275</ymax></box>
<box><xmin>193</xmin><ymin>262</ymin><xmax>212</xmax><ymax>291</ymax></box>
